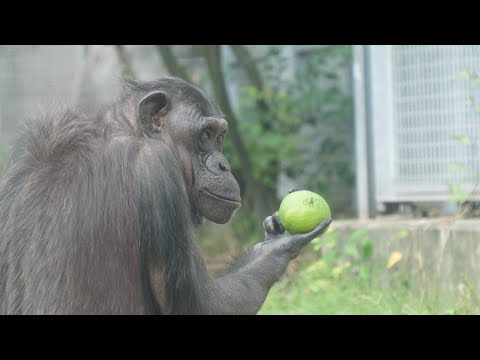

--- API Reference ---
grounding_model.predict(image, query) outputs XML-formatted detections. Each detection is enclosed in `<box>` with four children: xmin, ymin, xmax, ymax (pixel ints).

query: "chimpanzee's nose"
<box><xmin>219</xmin><ymin>160</ymin><xmax>230</xmax><ymax>172</ymax></box>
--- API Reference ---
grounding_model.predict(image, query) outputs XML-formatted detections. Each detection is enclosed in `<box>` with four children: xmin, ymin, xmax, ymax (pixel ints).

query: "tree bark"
<box><xmin>230</xmin><ymin>46</ymin><xmax>265</xmax><ymax>91</ymax></box>
<box><xmin>203</xmin><ymin>45</ymin><xmax>275</xmax><ymax>219</ymax></box>
<box><xmin>229</xmin><ymin>45</ymin><xmax>270</xmax><ymax>121</ymax></box>
<box><xmin>156</xmin><ymin>46</ymin><xmax>192</xmax><ymax>83</ymax></box>
<box><xmin>114</xmin><ymin>45</ymin><xmax>136</xmax><ymax>79</ymax></box>
<box><xmin>230</xmin><ymin>45</ymin><xmax>279</xmax><ymax>195</ymax></box>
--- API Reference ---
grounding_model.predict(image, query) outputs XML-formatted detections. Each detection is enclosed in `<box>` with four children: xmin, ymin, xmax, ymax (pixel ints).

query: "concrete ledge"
<box><xmin>330</xmin><ymin>218</ymin><xmax>480</xmax><ymax>293</ymax></box>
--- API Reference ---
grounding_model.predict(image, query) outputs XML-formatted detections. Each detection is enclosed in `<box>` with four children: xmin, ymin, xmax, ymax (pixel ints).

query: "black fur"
<box><xmin>0</xmin><ymin>80</ymin><xmax>202</xmax><ymax>314</ymax></box>
<box><xmin>0</xmin><ymin>77</ymin><xmax>331</xmax><ymax>315</ymax></box>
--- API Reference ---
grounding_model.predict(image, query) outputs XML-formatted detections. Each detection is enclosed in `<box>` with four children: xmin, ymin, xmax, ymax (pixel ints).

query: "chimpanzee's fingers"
<box><xmin>288</xmin><ymin>187</ymin><xmax>297</xmax><ymax>194</ymax></box>
<box><xmin>263</xmin><ymin>215</ymin><xmax>276</xmax><ymax>235</ymax></box>
<box><xmin>263</xmin><ymin>212</ymin><xmax>285</xmax><ymax>236</ymax></box>
<box><xmin>289</xmin><ymin>218</ymin><xmax>332</xmax><ymax>249</ymax></box>
<box><xmin>272</xmin><ymin>212</ymin><xmax>285</xmax><ymax>234</ymax></box>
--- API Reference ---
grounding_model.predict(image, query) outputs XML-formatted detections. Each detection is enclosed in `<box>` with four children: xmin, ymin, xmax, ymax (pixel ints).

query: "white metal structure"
<box><xmin>354</xmin><ymin>45</ymin><xmax>480</xmax><ymax>218</ymax></box>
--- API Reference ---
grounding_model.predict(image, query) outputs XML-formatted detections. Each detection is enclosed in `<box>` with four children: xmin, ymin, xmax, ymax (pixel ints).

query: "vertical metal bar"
<box><xmin>353</xmin><ymin>45</ymin><xmax>370</xmax><ymax>219</ymax></box>
<box><xmin>363</xmin><ymin>46</ymin><xmax>377</xmax><ymax>218</ymax></box>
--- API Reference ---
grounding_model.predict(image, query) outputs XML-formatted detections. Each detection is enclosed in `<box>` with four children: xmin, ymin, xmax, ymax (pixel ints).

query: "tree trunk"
<box><xmin>203</xmin><ymin>45</ymin><xmax>275</xmax><ymax>220</ymax></box>
<box><xmin>230</xmin><ymin>45</ymin><xmax>280</xmax><ymax>196</ymax></box>
<box><xmin>114</xmin><ymin>45</ymin><xmax>136</xmax><ymax>79</ymax></box>
<box><xmin>229</xmin><ymin>45</ymin><xmax>271</xmax><ymax>125</ymax></box>
<box><xmin>156</xmin><ymin>46</ymin><xmax>192</xmax><ymax>83</ymax></box>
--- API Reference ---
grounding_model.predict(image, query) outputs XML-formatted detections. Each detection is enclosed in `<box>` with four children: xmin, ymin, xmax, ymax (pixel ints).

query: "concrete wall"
<box><xmin>332</xmin><ymin>218</ymin><xmax>480</xmax><ymax>294</ymax></box>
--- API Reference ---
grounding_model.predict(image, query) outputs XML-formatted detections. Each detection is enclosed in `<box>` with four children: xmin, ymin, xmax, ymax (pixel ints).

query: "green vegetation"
<box><xmin>446</xmin><ymin>68</ymin><xmax>480</xmax><ymax>216</ymax></box>
<box><xmin>223</xmin><ymin>45</ymin><xmax>354</xmax><ymax>245</ymax></box>
<box><xmin>255</xmin><ymin>228</ymin><xmax>480</xmax><ymax>315</ymax></box>
<box><xmin>259</xmin><ymin>266</ymin><xmax>480</xmax><ymax>315</ymax></box>
<box><xmin>230</xmin><ymin>45</ymin><xmax>354</xmax><ymax>214</ymax></box>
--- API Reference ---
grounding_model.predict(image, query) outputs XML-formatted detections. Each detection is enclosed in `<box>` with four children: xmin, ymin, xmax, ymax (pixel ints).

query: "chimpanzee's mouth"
<box><xmin>201</xmin><ymin>189</ymin><xmax>241</xmax><ymax>205</ymax></box>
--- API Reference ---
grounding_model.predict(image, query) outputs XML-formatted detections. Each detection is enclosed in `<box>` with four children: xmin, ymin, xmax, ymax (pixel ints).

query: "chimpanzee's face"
<box><xmin>138</xmin><ymin>81</ymin><xmax>241</xmax><ymax>224</ymax></box>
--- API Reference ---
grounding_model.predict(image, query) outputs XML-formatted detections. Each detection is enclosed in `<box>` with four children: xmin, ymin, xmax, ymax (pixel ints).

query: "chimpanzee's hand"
<box><xmin>257</xmin><ymin>187</ymin><xmax>333</xmax><ymax>260</ymax></box>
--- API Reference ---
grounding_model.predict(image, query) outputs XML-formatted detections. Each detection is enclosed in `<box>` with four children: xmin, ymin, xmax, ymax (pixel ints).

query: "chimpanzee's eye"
<box><xmin>201</xmin><ymin>128</ymin><xmax>212</xmax><ymax>142</ymax></box>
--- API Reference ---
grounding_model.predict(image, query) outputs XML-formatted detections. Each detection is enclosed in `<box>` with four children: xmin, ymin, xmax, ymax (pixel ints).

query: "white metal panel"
<box><xmin>369</xmin><ymin>45</ymin><xmax>396</xmax><ymax>203</ymax></box>
<box><xmin>369</xmin><ymin>45</ymin><xmax>480</xmax><ymax>203</ymax></box>
<box><xmin>353</xmin><ymin>45</ymin><xmax>370</xmax><ymax>218</ymax></box>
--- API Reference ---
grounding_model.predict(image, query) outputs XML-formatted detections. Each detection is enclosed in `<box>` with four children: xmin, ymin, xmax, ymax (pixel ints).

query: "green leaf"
<box><xmin>458</xmin><ymin>69</ymin><xmax>477</xmax><ymax>80</ymax></box>
<box><xmin>323</xmin><ymin>232</ymin><xmax>338</xmax><ymax>249</ymax></box>
<box><xmin>309</xmin><ymin>279</ymin><xmax>331</xmax><ymax>293</ymax></box>
<box><xmin>348</xmin><ymin>228</ymin><xmax>369</xmax><ymax>242</ymax></box>
<box><xmin>359</xmin><ymin>266</ymin><xmax>369</xmax><ymax>281</ymax></box>
<box><xmin>345</xmin><ymin>236</ymin><xmax>359</xmax><ymax>258</ymax></box>
<box><xmin>331</xmin><ymin>261</ymin><xmax>350</xmax><ymax>278</ymax></box>
<box><xmin>239</xmin><ymin>85</ymin><xmax>262</xmax><ymax>101</ymax></box>
<box><xmin>447</xmin><ymin>162</ymin><xmax>468</xmax><ymax>172</ymax></box>
<box><xmin>448</xmin><ymin>184</ymin><xmax>469</xmax><ymax>204</ymax></box>
<box><xmin>452</xmin><ymin>135</ymin><xmax>470</xmax><ymax>144</ymax></box>
<box><xmin>395</xmin><ymin>229</ymin><xmax>409</xmax><ymax>239</ymax></box>
<box><xmin>362</xmin><ymin>238</ymin><xmax>373</xmax><ymax>261</ymax></box>
<box><xmin>322</xmin><ymin>250</ymin><xmax>338</xmax><ymax>262</ymax></box>
<box><xmin>306</xmin><ymin>259</ymin><xmax>327</xmax><ymax>274</ymax></box>
<box><xmin>311</xmin><ymin>236</ymin><xmax>323</xmax><ymax>252</ymax></box>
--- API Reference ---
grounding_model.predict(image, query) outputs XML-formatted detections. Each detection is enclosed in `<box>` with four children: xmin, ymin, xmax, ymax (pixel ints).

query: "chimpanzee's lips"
<box><xmin>201</xmin><ymin>189</ymin><xmax>242</xmax><ymax>206</ymax></box>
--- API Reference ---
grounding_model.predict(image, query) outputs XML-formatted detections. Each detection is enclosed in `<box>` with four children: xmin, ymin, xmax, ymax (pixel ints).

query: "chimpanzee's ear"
<box><xmin>138</xmin><ymin>91</ymin><xmax>170</xmax><ymax>136</ymax></box>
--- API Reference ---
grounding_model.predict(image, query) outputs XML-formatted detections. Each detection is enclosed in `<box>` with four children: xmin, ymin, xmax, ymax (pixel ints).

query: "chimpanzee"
<box><xmin>0</xmin><ymin>77</ymin><xmax>332</xmax><ymax>315</ymax></box>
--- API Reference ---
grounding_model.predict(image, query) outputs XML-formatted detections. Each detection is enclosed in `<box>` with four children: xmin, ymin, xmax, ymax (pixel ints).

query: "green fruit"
<box><xmin>278</xmin><ymin>190</ymin><xmax>331</xmax><ymax>234</ymax></box>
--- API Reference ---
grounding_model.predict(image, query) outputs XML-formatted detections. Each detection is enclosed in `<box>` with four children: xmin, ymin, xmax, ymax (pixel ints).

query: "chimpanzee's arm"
<box><xmin>192</xmin><ymin>215</ymin><xmax>332</xmax><ymax>315</ymax></box>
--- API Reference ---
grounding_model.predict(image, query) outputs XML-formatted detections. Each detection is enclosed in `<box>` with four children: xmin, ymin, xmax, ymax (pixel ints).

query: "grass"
<box><xmin>258</xmin><ymin>259</ymin><xmax>480</xmax><ymax>315</ymax></box>
<box><xmin>256</xmin><ymin>226</ymin><xmax>480</xmax><ymax>315</ymax></box>
<box><xmin>259</xmin><ymin>273</ymin><xmax>421</xmax><ymax>315</ymax></box>
<box><xmin>201</xmin><ymin>222</ymin><xmax>480</xmax><ymax>315</ymax></box>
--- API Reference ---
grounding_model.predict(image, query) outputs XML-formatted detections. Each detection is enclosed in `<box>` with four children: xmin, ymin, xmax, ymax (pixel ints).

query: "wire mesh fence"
<box><xmin>391</xmin><ymin>45</ymin><xmax>480</xmax><ymax>196</ymax></box>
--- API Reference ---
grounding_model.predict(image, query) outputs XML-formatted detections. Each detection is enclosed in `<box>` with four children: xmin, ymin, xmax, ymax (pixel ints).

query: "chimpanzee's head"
<box><xmin>135</xmin><ymin>77</ymin><xmax>241</xmax><ymax>224</ymax></box>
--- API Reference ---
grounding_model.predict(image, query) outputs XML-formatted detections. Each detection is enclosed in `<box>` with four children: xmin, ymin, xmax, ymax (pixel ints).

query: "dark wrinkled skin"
<box><xmin>0</xmin><ymin>77</ymin><xmax>332</xmax><ymax>315</ymax></box>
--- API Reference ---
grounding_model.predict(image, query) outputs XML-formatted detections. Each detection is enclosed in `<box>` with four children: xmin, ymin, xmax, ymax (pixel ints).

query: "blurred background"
<box><xmin>1</xmin><ymin>45</ymin><xmax>479</xmax><ymax>314</ymax></box>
